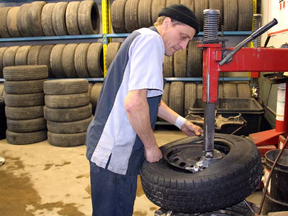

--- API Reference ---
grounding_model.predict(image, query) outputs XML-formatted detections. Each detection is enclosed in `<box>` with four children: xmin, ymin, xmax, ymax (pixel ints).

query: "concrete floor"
<box><xmin>0</xmin><ymin>130</ymin><xmax>263</xmax><ymax>216</ymax></box>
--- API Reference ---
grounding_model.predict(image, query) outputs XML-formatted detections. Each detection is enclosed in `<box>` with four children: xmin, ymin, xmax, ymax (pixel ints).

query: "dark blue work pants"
<box><xmin>89</xmin><ymin>161</ymin><xmax>138</xmax><ymax>216</ymax></box>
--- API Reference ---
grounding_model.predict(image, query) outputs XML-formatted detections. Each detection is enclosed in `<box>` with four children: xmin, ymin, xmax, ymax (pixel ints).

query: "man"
<box><xmin>86</xmin><ymin>4</ymin><xmax>203</xmax><ymax>216</ymax></box>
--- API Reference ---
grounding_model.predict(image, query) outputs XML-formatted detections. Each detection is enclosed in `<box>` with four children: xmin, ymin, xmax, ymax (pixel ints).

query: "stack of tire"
<box><xmin>111</xmin><ymin>0</ymin><xmax>253</xmax><ymax>33</ymax></box>
<box><xmin>3</xmin><ymin>65</ymin><xmax>48</xmax><ymax>145</ymax></box>
<box><xmin>0</xmin><ymin>0</ymin><xmax>99</xmax><ymax>38</ymax></box>
<box><xmin>43</xmin><ymin>79</ymin><xmax>93</xmax><ymax>147</ymax></box>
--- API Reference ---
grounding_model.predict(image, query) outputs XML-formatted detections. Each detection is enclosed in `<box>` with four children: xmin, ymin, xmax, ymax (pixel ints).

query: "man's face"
<box><xmin>161</xmin><ymin>18</ymin><xmax>196</xmax><ymax>56</ymax></box>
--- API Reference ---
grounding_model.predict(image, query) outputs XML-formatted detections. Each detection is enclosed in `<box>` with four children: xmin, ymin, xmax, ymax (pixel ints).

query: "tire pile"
<box><xmin>3</xmin><ymin>65</ymin><xmax>48</xmax><ymax>145</ymax></box>
<box><xmin>0</xmin><ymin>0</ymin><xmax>99</xmax><ymax>38</ymax></box>
<box><xmin>43</xmin><ymin>79</ymin><xmax>93</xmax><ymax>147</ymax></box>
<box><xmin>0</xmin><ymin>42</ymin><xmax>104</xmax><ymax>78</ymax></box>
<box><xmin>0</xmin><ymin>96</ymin><xmax>6</xmax><ymax>140</ymax></box>
<box><xmin>111</xmin><ymin>0</ymin><xmax>253</xmax><ymax>33</ymax></box>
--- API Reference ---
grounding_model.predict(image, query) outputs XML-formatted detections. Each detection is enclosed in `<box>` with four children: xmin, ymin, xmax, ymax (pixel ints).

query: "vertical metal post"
<box><xmin>102</xmin><ymin>0</ymin><xmax>111</xmax><ymax>77</ymax></box>
<box><xmin>203</xmin><ymin>103</ymin><xmax>215</xmax><ymax>157</ymax></box>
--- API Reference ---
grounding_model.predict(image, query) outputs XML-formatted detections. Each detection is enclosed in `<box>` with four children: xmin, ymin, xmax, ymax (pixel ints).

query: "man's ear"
<box><xmin>163</xmin><ymin>17</ymin><xmax>172</xmax><ymax>30</ymax></box>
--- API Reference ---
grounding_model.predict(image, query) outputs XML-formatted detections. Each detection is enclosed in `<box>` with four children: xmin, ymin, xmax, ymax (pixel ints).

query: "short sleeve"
<box><xmin>128</xmin><ymin>33</ymin><xmax>164</xmax><ymax>97</ymax></box>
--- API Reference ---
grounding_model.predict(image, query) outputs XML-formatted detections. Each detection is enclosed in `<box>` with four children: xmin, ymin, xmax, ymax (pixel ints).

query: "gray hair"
<box><xmin>153</xmin><ymin>16</ymin><xmax>184</xmax><ymax>27</ymax></box>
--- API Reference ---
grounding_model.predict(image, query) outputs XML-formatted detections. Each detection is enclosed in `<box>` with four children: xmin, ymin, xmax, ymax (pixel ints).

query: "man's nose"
<box><xmin>180</xmin><ymin>40</ymin><xmax>189</xmax><ymax>50</ymax></box>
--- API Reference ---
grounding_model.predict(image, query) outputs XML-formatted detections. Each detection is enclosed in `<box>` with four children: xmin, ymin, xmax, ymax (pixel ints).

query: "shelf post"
<box><xmin>102</xmin><ymin>0</ymin><xmax>111</xmax><ymax>77</ymax></box>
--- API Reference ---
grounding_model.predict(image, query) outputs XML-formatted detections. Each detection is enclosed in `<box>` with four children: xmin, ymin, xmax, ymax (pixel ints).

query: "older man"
<box><xmin>86</xmin><ymin>4</ymin><xmax>203</xmax><ymax>216</ymax></box>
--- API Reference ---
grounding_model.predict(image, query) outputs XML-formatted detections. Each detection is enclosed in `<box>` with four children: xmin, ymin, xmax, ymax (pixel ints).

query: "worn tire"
<box><xmin>17</xmin><ymin>4</ymin><xmax>33</xmax><ymax>37</ymax></box>
<box><xmin>50</xmin><ymin>44</ymin><xmax>66</xmax><ymax>78</ymax></box>
<box><xmin>78</xmin><ymin>0</ymin><xmax>100</xmax><ymax>34</ymax></box>
<box><xmin>106</xmin><ymin>42</ymin><xmax>121</xmax><ymax>70</ymax></box>
<box><xmin>6</xmin><ymin>130</ymin><xmax>47</xmax><ymax>145</ymax></box>
<box><xmin>7</xmin><ymin>7</ymin><xmax>21</xmax><ymax>37</ymax></box>
<box><xmin>209</xmin><ymin>0</ymin><xmax>223</xmax><ymax>30</ymax></box>
<box><xmin>15</xmin><ymin>45</ymin><xmax>31</xmax><ymax>65</ymax></box>
<box><xmin>52</xmin><ymin>2</ymin><xmax>68</xmax><ymax>36</ymax></box>
<box><xmin>27</xmin><ymin>2</ymin><xmax>46</xmax><ymax>36</ymax></box>
<box><xmin>237</xmin><ymin>83</ymin><xmax>251</xmax><ymax>98</ymax></box>
<box><xmin>151</xmin><ymin>0</ymin><xmax>165</xmax><ymax>24</ymax></box>
<box><xmin>125</xmin><ymin>0</ymin><xmax>140</xmax><ymax>33</ymax></box>
<box><xmin>140</xmin><ymin>134</ymin><xmax>262</xmax><ymax>213</ymax></box>
<box><xmin>74</xmin><ymin>43</ymin><xmax>90</xmax><ymax>78</ymax></box>
<box><xmin>5</xmin><ymin>106</ymin><xmax>44</xmax><ymax>120</ymax></box>
<box><xmin>0</xmin><ymin>47</ymin><xmax>8</xmax><ymax>78</ymax></box>
<box><xmin>3</xmin><ymin>46</ymin><xmax>20</xmax><ymax>67</ymax></box>
<box><xmin>44</xmin><ymin>79</ymin><xmax>88</xmax><ymax>95</ymax></box>
<box><xmin>174</xmin><ymin>49</ymin><xmax>187</xmax><ymax>77</ymax></box>
<box><xmin>38</xmin><ymin>45</ymin><xmax>54</xmax><ymax>77</ymax></box>
<box><xmin>47</xmin><ymin>115</ymin><xmax>93</xmax><ymax>134</ymax></box>
<box><xmin>111</xmin><ymin>0</ymin><xmax>127</xmax><ymax>33</ymax></box>
<box><xmin>166</xmin><ymin>0</ymin><xmax>180</xmax><ymax>6</ymax></box>
<box><xmin>197</xmin><ymin>83</ymin><xmax>202</xmax><ymax>99</ymax></box>
<box><xmin>194</xmin><ymin>0</ymin><xmax>208</xmax><ymax>31</ymax></box>
<box><xmin>62</xmin><ymin>44</ymin><xmax>78</xmax><ymax>78</ymax></box>
<box><xmin>66</xmin><ymin>1</ymin><xmax>81</xmax><ymax>35</ymax></box>
<box><xmin>41</xmin><ymin>3</ymin><xmax>56</xmax><ymax>36</ymax></box>
<box><xmin>180</xmin><ymin>0</ymin><xmax>194</xmax><ymax>11</ymax></box>
<box><xmin>238</xmin><ymin>0</ymin><xmax>253</xmax><ymax>31</ymax></box>
<box><xmin>0</xmin><ymin>84</ymin><xmax>4</xmax><ymax>97</ymax></box>
<box><xmin>223</xmin><ymin>0</ymin><xmax>238</xmax><ymax>31</ymax></box>
<box><xmin>4</xmin><ymin>79</ymin><xmax>45</xmax><ymax>94</ymax></box>
<box><xmin>27</xmin><ymin>45</ymin><xmax>42</xmax><ymax>65</ymax></box>
<box><xmin>219</xmin><ymin>83</ymin><xmax>224</xmax><ymax>98</ymax></box>
<box><xmin>45</xmin><ymin>93</ymin><xmax>90</xmax><ymax>108</ymax></box>
<box><xmin>90</xmin><ymin>83</ymin><xmax>103</xmax><ymax>114</ymax></box>
<box><xmin>87</xmin><ymin>43</ymin><xmax>103</xmax><ymax>77</ymax></box>
<box><xmin>163</xmin><ymin>56</ymin><xmax>173</xmax><ymax>77</ymax></box>
<box><xmin>184</xmin><ymin>82</ymin><xmax>197</xmax><ymax>116</ymax></box>
<box><xmin>7</xmin><ymin>118</ymin><xmax>46</xmax><ymax>133</ymax></box>
<box><xmin>3</xmin><ymin>65</ymin><xmax>48</xmax><ymax>81</ymax></box>
<box><xmin>44</xmin><ymin>104</ymin><xmax>92</xmax><ymax>122</ymax></box>
<box><xmin>169</xmin><ymin>82</ymin><xmax>184</xmax><ymax>116</ymax></box>
<box><xmin>5</xmin><ymin>93</ymin><xmax>44</xmax><ymax>107</ymax></box>
<box><xmin>187</xmin><ymin>40</ymin><xmax>202</xmax><ymax>77</ymax></box>
<box><xmin>138</xmin><ymin>0</ymin><xmax>153</xmax><ymax>28</ymax></box>
<box><xmin>48</xmin><ymin>131</ymin><xmax>86</xmax><ymax>147</ymax></box>
<box><xmin>0</xmin><ymin>7</ymin><xmax>12</xmax><ymax>38</ymax></box>
<box><xmin>223</xmin><ymin>83</ymin><xmax>237</xmax><ymax>97</ymax></box>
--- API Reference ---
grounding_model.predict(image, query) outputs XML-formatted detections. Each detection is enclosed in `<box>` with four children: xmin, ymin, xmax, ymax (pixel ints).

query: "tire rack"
<box><xmin>0</xmin><ymin>0</ymin><xmax>252</xmax><ymax>126</ymax></box>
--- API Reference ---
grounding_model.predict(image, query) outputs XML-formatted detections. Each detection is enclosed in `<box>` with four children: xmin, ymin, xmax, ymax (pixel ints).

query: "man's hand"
<box><xmin>181</xmin><ymin>120</ymin><xmax>203</xmax><ymax>136</ymax></box>
<box><xmin>144</xmin><ymin>144</ymin><xmax>162</xmax><ymax>163</ymax></box>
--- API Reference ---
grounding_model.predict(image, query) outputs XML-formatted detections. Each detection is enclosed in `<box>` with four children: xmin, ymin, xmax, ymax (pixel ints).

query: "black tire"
<box><xmin>4</xmin><ymin>79</ymin><xmax>46</xmax><ymax>94</ymax></box>
<box><xmin>66</xmin><ymin>1</ymin><xmax>81</xmax><ymax>35</ymax></box>
<box><xmin>138</xmin><ymin>0</ymin><xmax>153</xmax><ymax>28</ymax></box>
<box><xmin>3</xmin><ymin>46</ymin><xmax>20</xmax><ymax>67</ymax></box>
<box><xmin>0</xmin><ymin>7</ymin><xmax>12</xmax><ymax>38</ymax></box>
<box><xmin>78</xmin><ymin>0</ymin><xmax>100</xmax><ymax>34</ymax></box>
<box><xmin>140</xmin><ymin>134</ymin><xmax>262</xmax><ymax>213</ymax></box>
<box><xmin>88</xmin><ymin>83</ymin><xmax>93</xmax><ymax>97</ymax></box>
<box><xmin>48</xmin><ymin>131</ymin><xmax>86</xmax><ymax>147</ymax></box>
<box><xmin>15</xmin><ymin>45</ymin><xmax>31</xmax><ymax>65</ymax></box>
<box><xmin>17</xmin><ymin>4</ymin><xmax>33</xmax><ymax>37</ymax></box>
<box><xmin>7</xmin><ymin>7</ymin><xmax>21</xmax><ymax>37</ymax></box>
<box><xmin>106</xmin><ymin>42</ymin><xmax>121</xmax><ymax>70</ymax></box>
<box><xmin>27</xmin><ymin>45</ymin><xmax>42</xmax><ymax>65</ymax></box>
<box><xmin>111</xmin><ymin>0</ymin><xmax>127</xmax><ymax>33</ymax></box>
<box><xmin>223</xmin><ymin>83</ymin><xmax>237</xmax><ymax>97</ymax></box>
<box><xmin>45</xmin><ymin>93</ymin><xmax>90</xmax><ymax>108</ymax></box>
<box><xmin>174</xmin><ymin>49</ymin><xmax>187</xmax><ymax>77</ymax></box>
<box><xmin>184</xmin><ymin>82</ymin><xmax>196</xmax><ymax>116</ymax></box>
<box><xmin>44</xmin><ymin>104</ymin><xmax>92</xmax><ymax>122</ymax></box>
<box><xmin>47</xmin><ymin>115</ymin><xmax>93</xmax><ymax>134</ymax></box>
<box><xmin>187</xmin><ymin>40</ymin><xmax>202</xmax><ymax>77</ymax></box>
<box><xmin>3</xmin><ymin>65</ymin><xmax>48</xmax><ymax>81</ymax></box>
<box><xmin>166</xmin><ymin>0</ymin><xmax>180</xmax><ymax>6</ymax></box>
<box><xmin>180</xmin><ymin>0</ymin><xmax>194</xmax><ymax>11</ymax></box>
<box><xmin>7</xmin><ymin>118</ymin><xmax>46</xmax><ymax>133</ymax></box>
<box><xmin>238</xmin><ymin>0</ymin><xmax>253</xmax><ymax>31</ymax></box>
<box><xmin>151</xmin><ymin>0</ymin><xmax>165</xmax><ymax>24</ymax></box>
<box><xmin>237</xmin><ymin>83</ymin><xmax>251</xmax><ymax>98</ymax></box>
<box><xmin>169</xmin><ymin>82</ymin><xmax>184</xmax><ymax>116</ymax></box>
<box><xmin>41</xmin><ymin>3</ymin><xmax>56</xmax><ymax>36</ymax></box>
<box><xmin>0</xmin><ymin>47</ymin><xmax>8</xmax><ymax>78</ymax></box>
<box><xmin>87</xmin><ymin>43</ymin><xmax>103</xmax><ymax>78</ymax></box>
<box><xmin>38</xmin><ymin>45</ymin><xmax>54</xmax><ymax>77</ymax></box>
<box><xmin>223</xmin><ymin>0</ymin><xmax>238</xmax><ymax>31</ymax></box>
<box><xmin>162</xmin><ymin>82</ymin><xmax>170</xmax><ymax>105</ymax></box>
<box><xmin>5</xmin><ymin>106</ymin><xmax>44</xmax><ymax>120</ymax></box>
<box><xmin>90</xmin><ymin>83</ymin><xmax>103</xmax><ymax>114</ymax></box>
<box><xmin>209</xmin><ymin>0</ymin><xmax>223</xmax><ymax>30</ymax></box>
<box><xmin>194</xmin><ymin>0</ymin><xmax>208</xmax><ymax>31</ymax></box>
<box><xmin>62</xmin><ymin>44</ymin><xmax>78</xmax><ymax>78</ymax></box>
<box><xmin>6</xmin><ymin>130</ymin><xmax>47</xmax><ymax>145</ymax></box>
<box><xmin>5</xmin><ymin>93</ymin><xmax>44</xmax><ymax>107</ymax></box>
<box><xmin>197</xmin><ymin>83</ymin><xmax>202</xmax><ymax>99</ymax></box>
<box><xmin>50</xmin><ymin>44</ymin><xmax>66</xmax><ymax>78</ymax></box>
<box><xmin>44</xmin><ymin>79</ymin><xmax>88</xmax><ymax>95</ymax></box>
<box><xmin>27</xmin><ymin>2</ymin><xmax>46</xmax><ymax>36</ymax></box>
<box><xmin>0</xmin><ymin>84</ymin><xmax>4</xmax><ymax>97</ymax></box>
<box><xmin>218</xmin><ymin>83</ymin><xmax>224</xmax><ymax>98</ymax></box>
<box><xmin>52</xmin><ymin>2</ymin><xmax>68</xmax><ymax>36</ymax></box>
<box><xmin>74</xmin><ymin>43</ymin><xmax>90</xmax><ymax>78</ymax></box>
<box><xmin>125</xmin><ymin>0</ymin><xmax>140</xmax><ymax>33</ymax></box>
<box><xmin>163</xmin><ymin>56</ymin><xmax>173</xmax><ymax>77</ymax></box>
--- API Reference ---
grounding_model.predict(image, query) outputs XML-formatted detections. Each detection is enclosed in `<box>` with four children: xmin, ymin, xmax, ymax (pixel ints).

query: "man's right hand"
<box><xmin>144</xmin><ymin>144</ymin><xmax>162</xmax><ymax>163</ymax></box>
